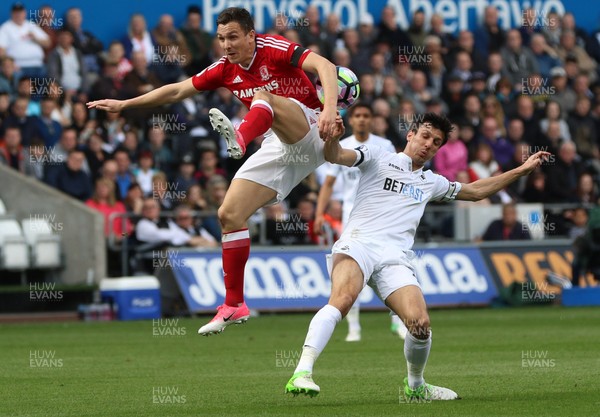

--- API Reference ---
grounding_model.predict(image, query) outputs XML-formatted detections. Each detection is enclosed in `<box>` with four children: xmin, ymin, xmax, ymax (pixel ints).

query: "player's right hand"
<box><xmin>86</xmin><ymin>99</ymin><xmax>125</xmax><ymax>112</ymax></box>
<box><xmin>314</xmin><ymin>215</ymin><xmax>325</xmax><ymax>235</ymax></box>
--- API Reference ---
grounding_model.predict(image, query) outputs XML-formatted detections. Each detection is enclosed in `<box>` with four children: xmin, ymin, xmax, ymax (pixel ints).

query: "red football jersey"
<box><xmin>191</xmin><ymin>34</ymin><xmax>322</xmax><ymax>111</ymax></box>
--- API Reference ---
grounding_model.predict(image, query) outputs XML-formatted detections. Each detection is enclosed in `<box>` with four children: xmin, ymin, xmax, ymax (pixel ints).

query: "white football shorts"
<box><xmin>233</xmin><ymin>98</ymin><xmax>323</xmax><ymax>205</ymax></box>
<box><xmin>331</xmin><ymin>237</ymin><xmax>421</xmax><ymax>302</ymax></box>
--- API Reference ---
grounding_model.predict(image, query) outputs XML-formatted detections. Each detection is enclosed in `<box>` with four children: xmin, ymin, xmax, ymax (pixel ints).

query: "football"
<box><xmin>316</xmin><ymin>66</ymin><xmax>360</xmax><ymax>110</ymax></box>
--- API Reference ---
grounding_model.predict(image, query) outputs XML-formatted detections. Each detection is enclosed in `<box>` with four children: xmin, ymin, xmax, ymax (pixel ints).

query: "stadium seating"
<box><xmin>21</xmin><ymin>218</ymin><xmax>63</xmax><ymax>269</ymax></box>
<box><xmin>0</xmin><ymin>219</ymin><xmax>30</xmax><ymax>271</ymax></box>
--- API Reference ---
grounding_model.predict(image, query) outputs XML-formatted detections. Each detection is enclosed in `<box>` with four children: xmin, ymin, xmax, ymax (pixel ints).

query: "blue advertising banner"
<box><xmin>2</xmin><ymin>0</ymin><xmax>592</xmax><ymax>51</ymax></box>
<box><xmin>169</xmin><ymin>247</ymin><xmax>497</xmax><ymax>312</ymax></box>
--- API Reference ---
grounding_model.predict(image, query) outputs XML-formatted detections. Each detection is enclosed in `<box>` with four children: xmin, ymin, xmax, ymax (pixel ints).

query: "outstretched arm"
<box><xmin>457</xmin><ymin>151</ymin><xmax>550</xmax><ymax>201</ymax></box>
<box><xmin>86</xmin><ymin>77</ymin><xmax>198</xmax><ymax>112</ymax></box>
<box><xmin>301</xmin><ymin>52</ymin><xmax>338</xmax><ymax>141</ymax></box>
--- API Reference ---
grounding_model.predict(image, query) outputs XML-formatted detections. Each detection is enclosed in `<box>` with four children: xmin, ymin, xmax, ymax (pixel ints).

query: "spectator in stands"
<box><xmin>357</xmin><ymin>13</ymin><xmax>377</xmax><ymax>47</ymax></box>
<box><xmin>151</xmin><ymin>14</ymin><xmax>189</xmax><ymax>84</ymax></box>
<box><xmin>568</xmin><ymin>96</ymin><xmax>598</xmax><ymax>160</ymax></box>
<box><xmin>173</xmin><ymin>205</ymin><xmax>218</xmax><ymax>248</ymax></box>
<box><xmin>121</xmin><ymin>51</ymin><xmax>163</xmax><ymax>127</ymax></box>
<box><xmin>47</xmin><ymin>29</ymin><xmax>88</xmax><ymax>96</ymax></box>
<box><xmin>481</xmin><ymin>95</ymin><xmax>506</xmax><ymax>135</ymax></box>
<box><xmin>151</xmin><ymin>171</ymin><xmax>175</xmax><ymax>210</ymax></box>
<box><xmin>144</xmin><ymin>126</ymin><xmax>174</xmax><ymax>176</ymax></box>
<box><xmin>84</xmin><ymin>132</ymin><xmax>109</xmax><ymax>181</ymax></box>
<box><xmin>407</xmin><ymin>10</ymin><xmax>427</xmax><ymax>48</ymax></box>
<box><xmin>529</xmin><ymin>33</ymin><xmax>561</xmax><ymax>79</ymax></box>
<box><xmin>522</xmin><ymin>168</ymin><xmax>549</xmax><ymax>203</ymax></box>
<box><xmin>573</xmin><ymin>74</ymin><xmax>594</xmax><ymax>100</ymax></box>
<box><xmin>297</xmin><ymin>6</ymin><xmax>327</xmax><ymax>59</ymax></box>
<box><xmin>512</xmin><ymin>95</ymin><xmax>541</xmax><ymax>146</ymax></box>
<box><xmin>296</xmin><ymin>198</ymin><xmax>319</xmax><ymax>244</ymax></box>
<box><xmin>481</xmin><ymin>203</ymin><xmax>531</xmax><ymax>241</ymax></box>
<box><xmin>69</xmin><ymin>101</ymin><xmax>91</xmax><ymax>137</ymax></box>
<box><xmin>179</xmin><ymin>5</ymin><xmax>213</xmax><ymax>76</ymax></box>
<box><xmin>86</xmin><ymin>177</ymin><xmax>130</xmax><ymax>238</ymax></box>
<box><xmin>468</xmin><ymin>72</ymin><xmax>488</xmax><ymax>100</ymax></box>
<box><xmin>182</xmin><ymin>184</ymin><xmax>207</xmax><ymax>212</ymax></box>
<box><xmin>518</xmin><ymin>8</ymin><xmax>540</xmax><ymax>46</ymax></box>
<box><xmin>567</xmin><ymin>207</ymin><xmax>589</xmax><ymax>239</ymax></box>
<box><xmin>485</xmin><ymin>52</ymin><xmax>506</xmax><ymax>93</ymax></box>
<box><xmin>381</xmin><ymin>75</ymin><xmax>401</xmax><ymax>111</ymax></box>
<box><xmin>479</xmin><ymin>116</ymin><xmax>514</xmax><ymax>168</ymax></box>
<box><xmin>122</xmin><ymin>14</ymin><xmax>155</xmax><ymax>63</ymax></box>
<box><xmin>322</xmin><ymin>200</ymin><xmax>343</xmax><ymax>241</ymax></box>
<box><xmin>376</xmin><ymin>6</ymin><xmax>412</xmax><ymax>53</ymax></box>
<box><xmin>539</xmin><ymin>120</ymin><xmax>566</xmax><ymax>156</ymax></box>
<box><xmin>0</xmin><ymin>125</ymin><xmax>28</xmax><ymax>172</ymax></box>
<box><xmin>501</xmin><ymin>29</ymin><xmax>539</xmax><ymax>88</ymax></box>
<box><xmin>121</xmin><ymin>129</ymin><xmax>140</xmax><ymax>162</ymax></box>
<box><xmin>474</xmin><ymin>6</ymin><xmax>505</xmax><ymax>59</ymax></box>
<box><xmin>323</xmin><ymin>13</ymin><xmax>342</xmax><ymax>56</ymax></box>
<box><xmin>506</xmin><ymin>118</ymin><xmax>525</xmax><ymax>146</ymax></box>
<box><xmin>357</xmin><ymin>73</ymin><xmax>376</xmax><ymax>105</ymax></box>
<box><xmin>174</xmin><ymin>154</ymin><xmax>197</xmax><ymax>194</ymax></box>
<box><xmin>136</xmin><ymin>197</ymin><xmax>211</xmax><ymax>247</ymax></box>
<box><xmin>341</xmin><ymin>29</ymin><xmax>370</xmax><ymax>76</ymax></box>
<box><xmin>403</xmin><ymin>70</ymin><xmax>432</xmax><ymax>114</ymax></box>
<box><xmin>0</xmin><ymin>56</ymin><xmax>19</xmax><ymax>99</ymax></box>
<box><xmin>450</xmin><ymin>30</ymin><xmax>486</xmax><ymax>73</ymax></box>
<box><xmin>65</xmin><ymin>8</ymin><xmax>103</xmax><ymax>77</ymax></box>
<box><xmin>428</xmin><ymin>14</ymin><xmax>453</xmax><ymax>55</ymax></box>
<box><xmin>557</xmin><ymin>30</ymin><xmax>597</xmax><ymax>81</ymax></box>
<box><xmin>114</xmin><ymin>149</ymin><xmax>136</xmax><ymax>199</ymax></box>
<box><xmin>202</xmin><ymin>174</ymin><xmax>229</xmax><ymax>240</ymax></box>
<box><xmin>88</xmin><ymin>60</ymin><xmax>120</xmax><ymax>102</ymax></box>
<box><xmin>34</xmin><ymin>97</ymin><xmax>62</xmax><ymax>147</ymax></box>
<box><xmin>459</xmin><ymin>92</ymin><xmax>482</xmax><ymax>131</ymax></box>
<box><xmin>575</xmin><ymin>172</ymin><xmax>597</xmax><ymax>205</ymax></box>
<box><xmin>451</xmin><ymin>50</ymin><xmax>473</xmax><ymax>83</ymax></box>
<box><xmin>133</xmin><ymin>150</ymin><xmax>158</xmax><ymax>197</ymax></box>
<box><xmin>332</xmin><ymin>47</ymin><xmax>351</xmax><ymax>69</ymax></box>
<box><xmin>24</xmin><ymin>137</ymin><xmax>45</xmax><ymax>180</ymax></box>
<box><xmin>2</xmin><ymin>96</ymin><xmax>40</xmax><ymax>144</ymax></box>
<box><xmin>468</xmin><ymin>142</ymin><xmax>500</xmax><ymax>181</ymax></box>
<box><xmin>104</xmin><ymin>41</ymin><xmax>132</xmax><ymax>82</ymax></box>
<box><xmin>540</xmin><ymin>100</ymin><xmax>571</xmax><ymax>141</ymax></box>
<box><xmin>35</xmin><ymin>5</ymin><xmax>57</xmax><ymax>53</ymax></box>
<box><xmin>123</xmin><ymin>183</ymin><xmax>143</xmax><ymax>215</ymax></box>
<box><xmin>433</xmin><ymin>123</ymin><xmax>467</xmax><ymax>181</ymax></box>
<box><xmin>47</xmin><ymin>149</ymin><xmax>92</xmax><ymax>201</ymax></box>
<box><xmin>541</xmin><ymin>11</ymin><xmax>561</xmax><ymax>47</ymax></box>
<box><xmin>426</xmin><ymin>52</ymin><xmax>446</xmax><ymax>97</ymax></box>
<box><xmin>0</xmin><ymin>3</ymin><xmax>50</xmax><ymax>79</ymax></box>
<box><xmin>441</xmin><ymin>73</ymin><xmax>465</xmax><ymax>119</ymax></box>
<box><xmin>543</xmin><ymin>141</ymin><xmax>580</xmax><ymax>203</ymax></box>
<box><xmin>549</xmin><ymin>66</ymin><xmax>577</xmax><ymax>114</ymax></box>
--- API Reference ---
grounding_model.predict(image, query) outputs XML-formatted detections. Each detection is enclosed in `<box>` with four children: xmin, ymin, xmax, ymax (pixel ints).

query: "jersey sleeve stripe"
<box><xmin>264</xmin><ymin>36</ymin><xmax>291</xmax><ymax>46</ymax></box>
<box><xmin>257</xmin><ymin>42</ymin><xmax>288</xmax><ymax>52</ymax></box>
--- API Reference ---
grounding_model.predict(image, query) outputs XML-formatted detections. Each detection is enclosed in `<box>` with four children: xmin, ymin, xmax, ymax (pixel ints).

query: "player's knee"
<box><xmin>253</xmin><ymin>90</ymin><xmax>273</xmax><ymax>105</ymax></box>
<box><xmin>404</xmin><ymin>313</ymin><xmax>430</xmax><ymax>340</ymax></box>
<box><xmin>330</xmin><ymin>292</ymin><xmax>355</xmax><ymax>317</ymax></box>
<box><xmin>217</xmin><ymin>205</ymin><xmax>238</xmax><ymax>229</ymax></box>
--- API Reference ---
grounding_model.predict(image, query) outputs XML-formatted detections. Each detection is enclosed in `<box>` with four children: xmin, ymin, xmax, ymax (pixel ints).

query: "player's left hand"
<box><xmin>521</xmin><ymin>151</ymin><xmax>551</xmax><ymax>174</ymax></box>
<box><xmin>330</xmin><ymin>114</ymin><xmax>345</xmax><ymax>141</ymax></box>
<box><xmin>318</xmin><ymin>106</ymin><xmax>338</xmax><ymax>141</ymax></box>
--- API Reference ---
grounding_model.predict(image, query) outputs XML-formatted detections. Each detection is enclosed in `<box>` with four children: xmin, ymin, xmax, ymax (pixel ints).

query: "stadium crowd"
<box><xmin>1</xmin><ymin>3</ymin><xmax>600</xmax><ymax>254</ymax></box>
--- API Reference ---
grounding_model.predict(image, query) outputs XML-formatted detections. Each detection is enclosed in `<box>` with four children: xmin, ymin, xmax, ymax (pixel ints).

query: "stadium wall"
<box><xmin>0</xmin><ymin>164</ymin><xmax>105</xmax><ymax>284</ymax></box>
<box><xmin>0</xmin><ymin>0</ymin><xmax>591</xmax><ymax>49</ymax></box>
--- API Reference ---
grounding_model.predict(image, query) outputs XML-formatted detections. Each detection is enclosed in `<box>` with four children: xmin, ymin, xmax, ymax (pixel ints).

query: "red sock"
<box><xmin>221</xmin><ymin>228</ymin><xmax>250</xmax><ymax>306</ymax></box>
<box><xmin>237</xmin><ymin>99</ymin><xmax>274</xmax><ymax>146</ymax></box>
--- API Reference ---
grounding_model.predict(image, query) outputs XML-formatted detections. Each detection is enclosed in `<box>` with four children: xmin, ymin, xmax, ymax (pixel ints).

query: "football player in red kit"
<box><xmin>87</xmin><ymin>7</ymin><xmax>339</xmax><ymax>335</ymax></box>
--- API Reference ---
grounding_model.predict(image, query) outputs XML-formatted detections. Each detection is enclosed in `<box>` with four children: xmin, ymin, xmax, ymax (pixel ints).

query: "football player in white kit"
<box><xmin>314</xmin><ymin>103</ymin><xmax>406</xmax><ymax>342</ymax></box>
<box><xmin>286</xmin><ymin>113</ymin><xmax>550</xmax><ymax>399</ymax></box>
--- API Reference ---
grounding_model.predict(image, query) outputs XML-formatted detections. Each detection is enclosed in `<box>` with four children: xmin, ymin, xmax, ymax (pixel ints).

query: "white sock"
<box><xmin>294</xmin><ymin>304</ymin><xmax>342</xmax><ymax>374</ymax></box>
<box><xmin>346</xmin><ymin>303</ymin><xmax>361</xmax><ymax>333</ymax></box>
<box><xmin>391</xmin><ymin>314</ymin><xmax>401</xmax><ymax>326</ymax></box>
<box><xmin>404</xmin><ymin>330</ymin><xmax>432</xmax><ymax>389</ymax></box>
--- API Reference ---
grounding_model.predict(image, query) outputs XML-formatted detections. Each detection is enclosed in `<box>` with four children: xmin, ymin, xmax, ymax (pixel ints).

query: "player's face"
<box><xmin>349</xmin><ymin>108</ymin><xmax>372</xmax><ymax>135</ymax></box>
<box><xmin>406</xmin><ymin>124</ymin><xmax>444</xmax><ymax>168</ymax></box>
<box><xmin>216</xmin><ymin>22</ymin><xmax>255</xmax><ymax>66</ymax></box>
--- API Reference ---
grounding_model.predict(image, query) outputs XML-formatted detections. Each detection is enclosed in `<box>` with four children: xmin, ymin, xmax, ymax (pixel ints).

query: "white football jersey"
<box><xmin>341</xmin><ymin>144</ymin><xmax>461</xmax><ymax>250</ymax></box>
<box><xmin>326</xmin><ymin>134</ymin><xmax>395</xmax><ymax>225</ymax></box>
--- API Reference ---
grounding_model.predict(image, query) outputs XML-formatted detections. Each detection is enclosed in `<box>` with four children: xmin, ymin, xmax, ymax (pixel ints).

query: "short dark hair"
<box><xmin>216</xmin><ymin>7</ymin><xmax>254</xmax><ymax>33</ymax></box>
<box><xmin>348</xmin><ymin>102</ymin><xmax>372</xmax><ymax>118</ymax></box>
<box><xmin>410</xmin><ymin>112</ymin><xmax>454</xmax><ymax>146</ymax></box>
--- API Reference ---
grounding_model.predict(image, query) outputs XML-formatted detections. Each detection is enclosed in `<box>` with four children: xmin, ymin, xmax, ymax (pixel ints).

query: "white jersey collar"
<box><xmin>398</xmin><ymin>152</ymin><xmax>422</xmax><ymax>173</ymax></box>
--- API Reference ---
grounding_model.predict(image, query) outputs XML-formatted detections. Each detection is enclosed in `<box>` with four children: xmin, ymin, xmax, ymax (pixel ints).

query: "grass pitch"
<box><xmin>1</xmin><ymin>306</ymin><xmax>599</xmax><ymax>417</ymax></box>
